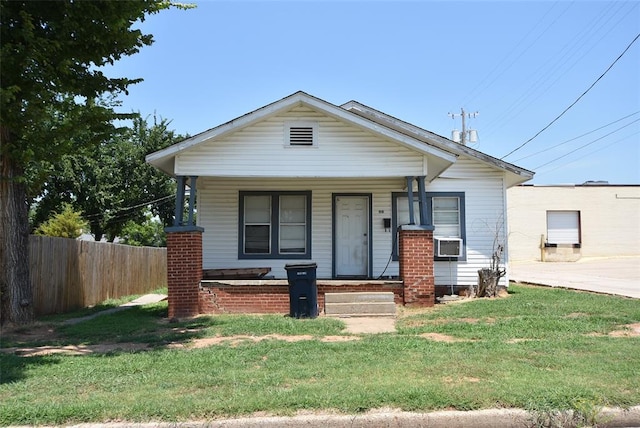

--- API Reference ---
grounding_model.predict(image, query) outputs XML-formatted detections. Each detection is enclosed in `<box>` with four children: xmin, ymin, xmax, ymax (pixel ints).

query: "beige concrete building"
<box><xmin>507</xmin><ymin>183</ymin><xmax>640</xmax><ymax>262</ymax></box>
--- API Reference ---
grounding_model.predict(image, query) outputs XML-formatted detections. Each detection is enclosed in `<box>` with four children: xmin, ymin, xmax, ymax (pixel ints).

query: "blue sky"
<box><xmin>106</xmin><ymin>1</ymin><xmax>640</xmax><ymax>184</ymax></box>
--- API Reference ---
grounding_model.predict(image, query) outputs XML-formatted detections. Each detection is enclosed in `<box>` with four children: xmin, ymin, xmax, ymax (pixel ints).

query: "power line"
<box><xmin>533</xmin><ymin>117</ymin><xmax>640</xmax><ymax>169</ymax></box>
<box><xmin>482</xmin><ymin>2</ymin><xmax>631</xmax><ymax>139</ymax></box>
<box><xmin>458</xmin><ymin>2</ymin><xmax>569</xmax><ymax>108</ymax></box>
<box><xmin>83</xmin><ymin>194</ymin><xmax>174</xmax><ymax>220</ymax></box>
<box><xmin>513</xmin><ymin>111</ymin><xmax>640</xmax><ymax>162</ymax></box>
<box><xmin>501</xmin><ymin>31</ymin><xmax>640</xmax><ymax>160</ymax></box>
<box><xmin>535</xmin><ymin>132</ymin><xmax>638</xmax><ymax>177</ymax></box>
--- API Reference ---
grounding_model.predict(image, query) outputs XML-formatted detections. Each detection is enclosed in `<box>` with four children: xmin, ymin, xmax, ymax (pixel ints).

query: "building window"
<box><xmin>546</xmin><ymin>210</ymin><xmax>580</xmax><ymax>245</ymax></box>
<box><xmin>285</xmin><ymin>121</ymin><xmax>318</xmax><ymax>147</ymax></box>
<box><xmin>239</xmin><ymin>191</ymin><xmax>311</xmax><ymax>259</ymax></box>
<box><xmin>392</xmin><ymin>192</ymin><xmax>466</xmax><ymax>260</ymax></box>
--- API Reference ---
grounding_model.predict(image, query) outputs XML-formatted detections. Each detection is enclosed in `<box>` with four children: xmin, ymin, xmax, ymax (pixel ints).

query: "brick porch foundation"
<box><xmin>398</xmin><ymin>225</ymin><xmax>435</xmax><ymax>307</ymax></box>
<box><xmin>199</xmin><ymin>281</ymin><xmax>404</xmax><ymax>314</ymax></box>
<box><xmin>166</xmin><ymin>228</ymin><xmax>203</xmax><ymax>319</ymax></box>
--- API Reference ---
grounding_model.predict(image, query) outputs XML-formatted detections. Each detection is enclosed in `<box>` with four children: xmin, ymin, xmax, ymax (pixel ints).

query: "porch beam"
<box><xmin>417</xmin><ymin>175</ymin><xmax>428</xmax><ymax>226</ymax></box>
<box><xmin>187</xmin><ymin>176</ymin><xmax>197</xmax><ymax>226</ymax></box>
<box><xmin>406</xmin><ymin>176</ymin><xmax>415</xmax><ymax>225</ymax></box>
<box><xmin>174</xmin><ymin>175</ymin><xmax>186</xmax><ymax>227</ymax></box>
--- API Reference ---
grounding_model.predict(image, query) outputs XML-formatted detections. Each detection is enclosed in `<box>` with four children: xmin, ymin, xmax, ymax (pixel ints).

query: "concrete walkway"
<box><xmin>62</xmin><ymin>294</ymin><xmax>167</xmax><ymax>325</ymax></box>
<box><xmin>510</xmin><ymin>256</ymin><xmax>640</xmax><ymax>299</ymax></box>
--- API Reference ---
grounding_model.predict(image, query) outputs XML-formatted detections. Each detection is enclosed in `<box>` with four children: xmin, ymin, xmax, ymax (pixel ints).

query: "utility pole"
<box><xmin>448</xmin><ymin>108</ymin><xmax>479</xmax><ymax>145</ymax></box>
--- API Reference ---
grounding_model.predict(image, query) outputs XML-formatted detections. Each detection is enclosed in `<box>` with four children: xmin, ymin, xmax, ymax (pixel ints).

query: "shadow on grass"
<box><xmin>0</xmin><ymin>354</ymin><xmax>61</xmax><ymax>385</ymax></box>
<box><xmin>56</xmin><ymin>303</ymin><xmax>216</xmax><ymax>347</ymax></box>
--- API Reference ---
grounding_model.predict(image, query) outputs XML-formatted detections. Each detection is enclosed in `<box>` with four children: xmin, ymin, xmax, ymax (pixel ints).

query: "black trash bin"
<box><xmin>284</xmin><ymin>263</ymin><xmax>318</xmax><ymax>319</ymax></box>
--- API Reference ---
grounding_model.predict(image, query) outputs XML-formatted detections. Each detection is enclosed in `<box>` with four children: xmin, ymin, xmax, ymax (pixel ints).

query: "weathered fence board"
<box><xmin>29</xmin><ymin>236</ymin><xmax>167</xmax><ymax>315</ymax></box>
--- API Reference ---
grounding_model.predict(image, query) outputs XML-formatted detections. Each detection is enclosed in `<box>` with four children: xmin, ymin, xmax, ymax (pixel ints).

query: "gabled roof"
<box><xmin>340</xmin><ymin>100</ymin><xmax>534</xmax><ymax>187</ymax></box>
<box><xmin>146</xmin><ymin>91</ymin><xmax>533</xmax><ymax>186</ymax></box>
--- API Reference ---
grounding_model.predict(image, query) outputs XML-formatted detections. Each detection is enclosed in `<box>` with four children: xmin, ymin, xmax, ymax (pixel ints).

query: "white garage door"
<box><xmin>547</xmin><ymin>211</ymin><xmax>580</xmax><ymax>244</ymax></box>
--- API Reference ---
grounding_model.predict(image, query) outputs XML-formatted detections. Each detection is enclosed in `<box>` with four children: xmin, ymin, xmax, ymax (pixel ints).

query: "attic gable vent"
<box><xmin>290</xmin><ymin>127</ymin><xmax>314</xmax><ymax>145</ymax></box>
<box><xmin>285</xmin><ymin>121</ymin><xmax>318</xmax><ymax>147</ymax></box>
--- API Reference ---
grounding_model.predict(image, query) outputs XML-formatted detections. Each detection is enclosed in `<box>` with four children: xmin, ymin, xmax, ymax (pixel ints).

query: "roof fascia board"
<box><xmin>303</xmin><ymin>96</ymin><xmax>457</xmax><ymax>163</ymax></box>
<box><xmin>146</xmin><ymin>92</ymin><xmax>308</xmax><ymax>166</ymax></box>
<box><xmin>147</xmin><ymin>91</ymin><xmax>457</xmax><ymax>168</ymax></box>
<box><xmin>342</xmin><ymin>100</ymin><xmax>534</xmax><ymax>184</ymax></box>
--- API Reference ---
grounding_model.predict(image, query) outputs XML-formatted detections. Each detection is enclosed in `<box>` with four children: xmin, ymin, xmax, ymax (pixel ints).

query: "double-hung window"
<box><xmin>239</xmin><ymin>191</ymin><xmax>311</xmax><ymax>259</ymax></box>
<box><xmin>392</xmin><ymin>192</ymin><xmax>466</xmax><ymax>260</ymax></box>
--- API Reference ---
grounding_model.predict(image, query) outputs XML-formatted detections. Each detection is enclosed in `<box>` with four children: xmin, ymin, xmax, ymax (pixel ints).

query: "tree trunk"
<box><xmin>477</xmin><ymin>268</ymin><xmax>499</xmax><ymax>298</ymax></box>
<box><xmin>0</xmin><ymin>130</ymin><xmax>34</xmax><ymax>325</ymax></box>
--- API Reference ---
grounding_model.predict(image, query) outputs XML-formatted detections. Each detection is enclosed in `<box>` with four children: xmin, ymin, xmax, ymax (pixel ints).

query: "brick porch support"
<box><xmin>166</xmin><ymin>227</ymin><xmax>204</xmax><ymax>319</ymax></box>
<box><xmin>398</xmin><ymin>225</ymin><xmax>435</xmax><ymax>307</ymax></box>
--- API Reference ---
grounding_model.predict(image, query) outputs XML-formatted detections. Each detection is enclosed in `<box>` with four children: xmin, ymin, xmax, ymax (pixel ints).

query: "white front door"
<box><xmin>335</xmin><ymin>196</ymin><xmax>369</xmax><ymax>277</ymax></box>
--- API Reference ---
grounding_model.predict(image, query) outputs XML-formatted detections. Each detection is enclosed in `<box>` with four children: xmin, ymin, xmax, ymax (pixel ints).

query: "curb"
<box><xmin>17</xmin><ymin>406</ymin><xmax>640</xmax><ymax>428</ymax></box>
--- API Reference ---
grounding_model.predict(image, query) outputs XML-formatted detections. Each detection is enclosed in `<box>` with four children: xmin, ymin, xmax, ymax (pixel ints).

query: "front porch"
<box><xmin>199</xmin><ymin>279</ymin><xmax>404</xmax><ymax>315</ymax></box>
<box><xmin>166</xmin><ymin>224</ymin><xmax>437</xmax><ymax>319</ymax></box>
<box><xmin>165</xmin><ymin>175</ymin><xmax>441</xmax><ymax>319</ymax></box>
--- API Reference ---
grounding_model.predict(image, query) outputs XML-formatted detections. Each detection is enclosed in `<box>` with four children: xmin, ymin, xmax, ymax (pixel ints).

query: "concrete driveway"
<box><xmin>509</xmin><ymin>256</ymin><xmax>640</xmax><ymax>299</ymax></box>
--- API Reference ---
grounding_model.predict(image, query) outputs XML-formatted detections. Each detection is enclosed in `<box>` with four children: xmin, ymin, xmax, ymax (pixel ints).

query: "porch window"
<box><xmin>392</xmin><ymin>192</ymin><xmax>466</xmax><ymax>261</ymax></box>
<box><xmin>239</xmin><ymin>191</ymin><xmax>311</xmax><ymax>259</ymax></box>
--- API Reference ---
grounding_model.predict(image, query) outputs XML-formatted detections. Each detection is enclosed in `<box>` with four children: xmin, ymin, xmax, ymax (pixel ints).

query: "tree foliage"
<box><xmin>34</xmin><ymin>204</ymin><xmax>88</xmax><ymax>239</ymax></box>
<box><xmin>0</xmin><ymin>1</ymin><xmax>187</xmax><ymax>325</ymax></box>
<box><xmin>30</xmin><ymin>116</ymin><xmax>180</xmax><ymax>242</ymax></box>
<box><xmin>119</xmin><ymin>213</ymin><xmax>167</xmax><ymax>247</ymax></box>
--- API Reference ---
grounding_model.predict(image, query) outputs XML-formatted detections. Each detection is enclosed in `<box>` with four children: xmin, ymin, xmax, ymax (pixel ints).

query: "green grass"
<box><xmin>0</xmin><ymin>284</ymin><xmax>638</xmax><ymax>425</ymax></box>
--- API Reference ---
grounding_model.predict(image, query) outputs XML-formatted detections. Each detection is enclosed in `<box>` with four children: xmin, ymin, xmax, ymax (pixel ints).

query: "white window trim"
<box><xmin>284</xmin><ymin>121</ymin><xmax>318</xmax><ymax>148</ymax></box>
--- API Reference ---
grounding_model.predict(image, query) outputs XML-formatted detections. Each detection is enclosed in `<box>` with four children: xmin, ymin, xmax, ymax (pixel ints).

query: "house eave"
<box><xmin>146</xmin><ymin>91</ymin><xmax>458</xmax><ymax>176</ymax></box>
<box><xmin>341</xmin><ymin>101</ymin><xmax>534</xmax><ymax>187</ymax></box>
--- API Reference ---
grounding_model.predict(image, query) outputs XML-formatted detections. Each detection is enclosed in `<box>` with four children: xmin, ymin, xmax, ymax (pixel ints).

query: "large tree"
<box><xmin>30</xmin><ymin>116</ymin><xmax>180</xmax><ymax>242</ymax></box>
<box><xmin>0</xmin><ymin>1</ymin><xmax>184</xmax><ymax>325</ymax></box>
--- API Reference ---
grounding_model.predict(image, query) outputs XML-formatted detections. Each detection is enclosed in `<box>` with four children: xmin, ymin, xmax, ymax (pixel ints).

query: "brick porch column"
<box><xmin>166</xmin><ymin>227</ymin><xmax>204</xmax><ymax>319</ymax></box>
<box><xmin>398</xmin><ymin>225</ymin><xmax>435</xmax><ymax>307</ymax></box>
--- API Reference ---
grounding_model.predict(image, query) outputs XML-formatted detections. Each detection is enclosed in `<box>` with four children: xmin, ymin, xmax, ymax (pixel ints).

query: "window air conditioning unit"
<box><xmin>435</xmin><ymin>238</ymin><xmax>463</xmax><ymax>257</ymax></box>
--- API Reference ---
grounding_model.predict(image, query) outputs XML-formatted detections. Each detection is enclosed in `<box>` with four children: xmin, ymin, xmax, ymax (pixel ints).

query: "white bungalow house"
<box><xmin>146</xmin><ymin>91</ymin><xmax>533</xmax><ymax>318</ymax></box>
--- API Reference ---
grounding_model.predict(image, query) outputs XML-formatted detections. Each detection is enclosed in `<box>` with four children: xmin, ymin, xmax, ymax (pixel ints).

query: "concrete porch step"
<box><xmin>325</xmin><ymin>291</ymin><xmax>395</xmax><ymax>304</ymax></box>
<box><xmin>324</xmin><ymin>292</ymin><xmax>396</xmax><ymax>317</ymax></box>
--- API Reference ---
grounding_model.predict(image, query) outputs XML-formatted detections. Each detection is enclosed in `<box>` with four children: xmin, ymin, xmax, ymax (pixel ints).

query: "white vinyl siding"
<box><xmin>198</xmin><ymin>157</ymin><xmax>508</xmax><ymax>288</ymax></box>
<box><xmin>175</xmin><ymin>106</ymin><xmax>426</xmax><ymax>178</ymax></box>
<box><xmin>547</xmin><ymin>211</ymin><xmax>580</xmax><ymax>244</ymax></box>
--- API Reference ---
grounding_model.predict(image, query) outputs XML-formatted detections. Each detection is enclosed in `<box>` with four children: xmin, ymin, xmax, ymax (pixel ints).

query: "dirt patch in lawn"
<box><xmin>419</xmin><ymin>332</ymin><xmax>475</xmax><ymax>343</ymax></box>
<box><xmin>169</xmin><ymin>334</ymin><xmax>361</xmax><ymax>349</ymax></box>
<box><xmin>3</xmin><ymin>343</ymin><xmax>150</xmax><ymax>357</ymax></box>
<box><xmin>1</xmin><ymin>334</ymin><xmax>362</xmax><ymax>356</ymax></box>
<box><xmin>606</xmin><ymin>322</ymin><xmax>640</xmax><ymax>337</ymax></box>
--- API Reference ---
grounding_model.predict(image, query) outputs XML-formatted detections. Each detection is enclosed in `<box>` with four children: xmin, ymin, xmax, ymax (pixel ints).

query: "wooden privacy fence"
<box><xmin>30</xmin><ymin>235</ymin><xmax>167</xmax><ymax>315</ymax></box>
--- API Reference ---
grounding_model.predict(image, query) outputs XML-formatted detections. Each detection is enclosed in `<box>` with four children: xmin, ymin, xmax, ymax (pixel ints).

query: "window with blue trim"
<box><xmin>391</xmin><ymin>192</ymin><xmax>466</xmax><ymax>261</ymax></box>
<box><xmin>239</xmin><ymin>191</ymin><xmax>312</xmax><ymax>259</ymax></box>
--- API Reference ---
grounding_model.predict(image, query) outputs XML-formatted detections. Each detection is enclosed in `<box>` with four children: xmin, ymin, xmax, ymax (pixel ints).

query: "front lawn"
<box><xmin>0</xmin><ymin>284</ymin><xmax>638</xmax><ymax>426</ymax></box>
